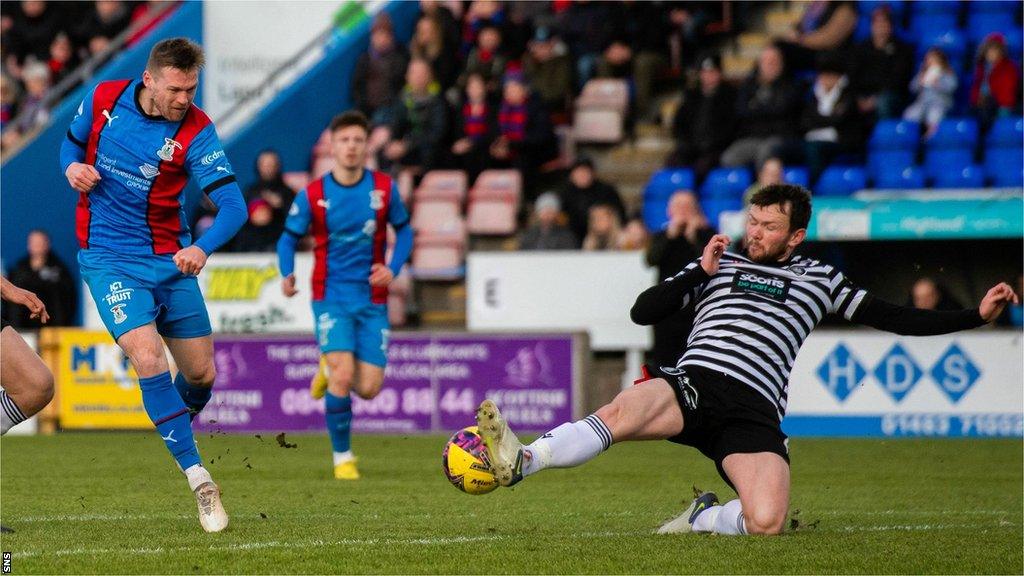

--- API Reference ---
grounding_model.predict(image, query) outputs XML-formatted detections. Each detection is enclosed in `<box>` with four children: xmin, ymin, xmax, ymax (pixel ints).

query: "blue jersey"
<box><xmin>282</xmin><ymin>170</ymin><xmax>410</xmax><ymax>301</ymax></box>
<box><xmin>64</xmin><ymin>79</ymin><xmax>237</xmax><ymax>255</ymax></box>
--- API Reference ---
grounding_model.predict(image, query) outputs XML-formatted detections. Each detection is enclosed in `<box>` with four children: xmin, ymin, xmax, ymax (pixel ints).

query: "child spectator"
<box><xmin>904</xmin><ymin>47</ymin><xmax>957</xmax><ymax>138</ymax></box>
<box><xmin>450</xmin><ymin>72</ymin><xmax>496</xmax><ymax>182</ymax></box>
<box><xmin>582</xmin><ymin>204</ymin><xmax>624</xmax><ymax>251</ymax></box>
<box><xmin>517</xmin><ymin>192</ymin><xmax>577</xmax><ymax>251</ymax></box>
<box><xmin>970</xmin><ymin>33</ymin><xmax>1021</xmax><ymax>130</ymax></box>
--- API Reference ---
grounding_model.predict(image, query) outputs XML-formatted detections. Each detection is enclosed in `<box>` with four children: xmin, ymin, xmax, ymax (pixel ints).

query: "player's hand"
<box><xmin>281</xmin><ymin>274</ymin><xmax>299</xmax><ymax>297</ymax></box>
<box><xmin>369</xmin><ymin>263</ymin><xmax>394</xmax><ymax>287</ymax></box>
<box><xmin>66</xmin><ymin>162</ymin><xmax>101</xmax><ymax>194</ymax></box>
<box><xmin>173</xmin><ymin>246</ymin><xmax>208</xmax><ymax>276</ymax></box>
<box><xmin>978</xmin><ymin>282</ymin><xmax>1019</xmax><ymax>322</ymax></box>
<box><xmin>0</xmin><ymin>281</ymin><xmax>49</xmax><ymax>324</ymax></box>
<box><xmin>700</xmin><ymin>234</ymin><xmax>730</xmax><ymax>276</ymax></box>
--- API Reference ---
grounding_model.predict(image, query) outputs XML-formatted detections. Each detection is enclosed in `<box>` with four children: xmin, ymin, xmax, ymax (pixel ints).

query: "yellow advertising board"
<box><xmin>52</xmin><ymin>329</ymin><xmax>151</xmax><ymax>429</ymax></box>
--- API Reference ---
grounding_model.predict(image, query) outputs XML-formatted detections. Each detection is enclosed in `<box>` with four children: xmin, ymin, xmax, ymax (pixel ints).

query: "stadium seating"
<box><xmin>411</xmin><ymin>219</ymin><xmax>467</xmax><ymax>279</ymax></box>
<box><xmin>869</xmin><ymin>119</ymin><xmax>920</xmax><ymax>152</ymax></box>
<box><xmin>985</xmin><ymin>116</ymin><xmax>1024</xmax><ymax>148</ymax></box>
<box><xmin>966</xmin><ymin>12</ymin><xmax>1018</xmax><ymax>44</ymax></box>
<box><xmin>466</xmin><ymin>170</ymin><xmax>521</xmax><ymax>236</ymax></box>
<box><xmin>573</xmin><ymin>79</ymin><xmax>629</xmax><ymax>144</ymax></box>
<box><xmin>644</xmin><ymin>168</ymin><xmax>696</xmax><ymax>199</ymax></box>
<box><xmin>984</xmin><ymin>148</ymin><xmax>1024</xmax><ymax>187</ymax></box>
<box><xmin>783</xmin><ymin>166</ymin><xmax>810</xmax><ymax>188</ymax></box>
<box><xmin>924</xmin><ymin>148</ymin><xmax>974</xmax><ymax>182</ymax></box>
<box><xmin>700</xmin><ymin>167</ymin><xmax>752</xmax><ymax>200</ymax></box>
<box><xmin>701</xmin><ymin>198</ymin><xmax>743</xmax><ymax>232</ymax></box>
<box><xmin>815</xmin><ymin>166</ymin><xmax>867</xmax><ymax>196</ymax></box>
<box><xmin>411</xmin><ymin>200</ymin><xmax>461</xmax><ymax>233</ymax></box>
<box><xmin>927</xmin><ymin>117</ymin><xmax>980</xmax><ymax>151</ymax></box>
<box><xmin>415</xmin><ymin>170</ymin><xmax>468</xmax><ymax>203</ymax></box>
<box><xmin>933</xmin><ymin>163</ymin><xmax>986</xmax><ymax>188</ymax></box>
<box><xmin>914</xmin><ymin>29</ymin><xmax>968</xmax><ymax>64</ymax></box>
<box><xmin>874</xmin><ymin>165</ymin><xmax>927</xmax><ymax>189</ymax></box>
<box><xmin>868</xmin><ymin>149</ymin><xmax>916</xmax><ymax>183</ymax></box>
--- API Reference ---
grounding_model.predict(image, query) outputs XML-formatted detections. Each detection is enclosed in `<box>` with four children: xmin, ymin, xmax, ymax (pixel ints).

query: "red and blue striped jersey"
<box><xmin>65</xmin><ymin>79</ymin><xmax>236</xmax><ymax>254</ymax></box>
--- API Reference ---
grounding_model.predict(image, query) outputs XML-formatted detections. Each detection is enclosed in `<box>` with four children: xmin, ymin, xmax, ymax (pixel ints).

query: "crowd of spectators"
<box><xmin>1</xmin><ymin>0</ymin><xmax>176</xmax><ymax>151</ymax></box>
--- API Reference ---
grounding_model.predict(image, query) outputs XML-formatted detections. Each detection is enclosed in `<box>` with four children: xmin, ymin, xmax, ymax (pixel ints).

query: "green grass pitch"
<box><xmin>1</xmin><ymin>432</ymin><xmax>1020</xmax><ymax>574</ymax></box>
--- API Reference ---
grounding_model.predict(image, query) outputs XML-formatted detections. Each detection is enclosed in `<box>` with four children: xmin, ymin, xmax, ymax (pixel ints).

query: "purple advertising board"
<box><xmin>195</xmin><ymin>333</ymin><xmax>580</xmax><ymax>434</ymax></box>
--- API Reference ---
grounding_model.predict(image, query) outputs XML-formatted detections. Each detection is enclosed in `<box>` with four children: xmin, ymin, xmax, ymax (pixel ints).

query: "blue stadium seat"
<box><xmin>644</xmin><ymin>168</ymin><xmax>696</xmax><ymax>200</ymax></box>
<box><xmin>966</xmin><ymin>12</ymin><xmax>1017</xmax><ymax>44</ymax></box>
<box><xmin>969</xmin><ymin>1</ymin><xmax>1019</xmax><ymax>15</ymax></box>
<box><xmin>642</xmin><ymin>197</ymin><xmax>671</xmax><ymax>232</ymax></box>
<box><xmin>859</xmin><ymin>0</ymin><xmax>908</xmax><ymax>19</ymax></box>
<box><xmin>933</xmin><ymin>163</ymin><xmax>986</xmax><ymax>188</ymax></box>
<box><xmin>875</xmin><ymin>165</ymin><xmax>927</xmax><ymax>189</ymax></box>
<box><xmin>985</xmin><ymin>116</ymin><xmax>1024</xmax><ymax>148</ymax></box>
<box><xmin>816</xmin><ymin>166</ymin><xmax>867</xmax><ymax>197</ymax></box>
<box><xmin>701</xmin><ymin>198</ymin><xmax>744</xmax><ymax>232</ymax></box>
<box><xmin>924</xmin><ymin>148</ymin><xmax>973</xmax><ymax>180</ymax></box>
<box><xmin>700</xmin><ymin>167</ymin><xmax>752</xmax><ymax>200</ymax></box>
<box><xmin>869</xmin><ymin>119</ymin><xmax>920</xmax><ymax>151</ymax></box>
<box><xmin>783</xmin><ymin>166</ymin><xmax>810</xmax><ymax>188</ymax></box>
<box><xmin>915</xmin><ymin>29</ymin><xmax>968</xmax><ymax>62</ymax></box>
<box><xmin>1002</xmin><ymin>29</ymin><xmax>1023</xmax><ymax>61</ymax></box>
<box><xmin>868</xmin><ymin>150</ymin><xmax>916</xmax><ymax>183</ymax></box>
<box><xmin>909</xmin><ymin>13</ymin><xmax>959</xmax><ymax>40</ymax></box>
<box><xmin>984</xmin><ymin>148</ymin><xmax>1024</xmax><ymax>187</ymax></box>
<box><xmin>927</xmin><ymin>117</ymin><xmax>979</xmax><ymax>150</ymax></box>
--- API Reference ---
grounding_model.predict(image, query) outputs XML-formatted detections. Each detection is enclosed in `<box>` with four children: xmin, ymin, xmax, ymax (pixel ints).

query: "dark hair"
<box><xmin>749</xmin><ymin>184</ymin><xmax>812</xmax><ymax>232</ymax></box>
<box><xmin>329</xmin><ymin>110</ymin><xmax>370</xmax><ymax>134</ymax></box>
<box><xmin>147</xmin><ymin>37</ymin><xmax>204</xmax><ymax>73</ymax></box>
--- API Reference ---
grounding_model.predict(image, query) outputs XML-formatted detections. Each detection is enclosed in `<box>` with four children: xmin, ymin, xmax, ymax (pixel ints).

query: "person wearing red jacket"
<box><xmin>970</xmin><ymin>32</ymin><xmax>1021</xmax><ymax>128</ymax></box>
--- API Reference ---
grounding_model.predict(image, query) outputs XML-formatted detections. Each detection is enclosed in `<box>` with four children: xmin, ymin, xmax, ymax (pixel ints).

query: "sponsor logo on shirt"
<box><xmin>139</xmin><ymin>163</ymin><xmax>161</xmax><ymax>179</ymax></box>
<box><xmin>370</xmin><ymin>189</ymin><xmax>384</xmax><ymax>210</ymax></box>
<box><xmin>731</xmin><ymin>271</ymin><xmax>790</xmax><ymax>302</ymax></box>
<box><xmin>103</xmin><ymin>282</ymin><xmax>134</xmax><ymax>306</ymax></box>
<box><xmin>200</xmin><ymin>150</ymin><xmax>225</xmax><ymax>165</ymax></box>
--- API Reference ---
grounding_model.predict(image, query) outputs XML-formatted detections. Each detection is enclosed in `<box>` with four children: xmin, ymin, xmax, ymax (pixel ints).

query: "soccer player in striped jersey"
<box><xmin>277</xmin><ymin>111</ymin><xmax>413</xmax><ymax>480</ymax></box>
<box><xmin>1</xmin><ymin>276</ymin><xmax>54</xmax><ymax>436</ymax></box>
<box><xmin>476</xmin><ymin>184</ymin><xmax>1018</xmax><ymax>536</ymax></box>
<box><xmin>60</xmin><ymin>38</ymin><xmax>246</xmax><ymax>532</ymax></box>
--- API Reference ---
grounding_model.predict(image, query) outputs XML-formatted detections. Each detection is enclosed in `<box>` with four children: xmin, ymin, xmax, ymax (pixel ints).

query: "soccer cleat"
<box><xmin>334</xmin><ymin>458</ymin><xmax>360</xmax><ymax>480</ymax></box>
<box><xmin>194</xmin><ymin>481</ymin><xmax>229</xmax><ymax>533</ymax></box>
<box><xmin>656</xmin><ymin>491</ymin><xmax>719</xmax><ymax>534</ymax></box>
<box><xmin>309</xmin><ymin>356</ymin><xmax>329</xmax><ymax>400</ymax></box>
<box><xmin>475</xmin><ymin>399</ymin><xmax>524</xmax><ymax>487</ymax></box>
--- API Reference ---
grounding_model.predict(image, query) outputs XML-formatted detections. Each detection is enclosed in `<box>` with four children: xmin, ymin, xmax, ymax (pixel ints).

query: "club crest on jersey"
<box><xmin>369</xmin><ymin>189</ymin><xmax>385</xmax><ymax>210</ymax></box>
<box><xmin>111</xmin><ymin>303</ymin><xmax>128</xmax><ymax>325</ymax></box>
<box><xmin>362</xmin><ymin>219</ymin><xmax>377</xmax><ymax>237</ymax></box>
<box><xmin>157</xmin><ymin>138</ymin><xmax>183</xmax><ymax>161</ymax></box>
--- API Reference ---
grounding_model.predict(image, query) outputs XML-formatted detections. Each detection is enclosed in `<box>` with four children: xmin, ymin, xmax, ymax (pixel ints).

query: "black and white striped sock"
<box><xmin>1</xmin><ymin>390</ymin><xmax>27</xmax><ymax>435</ymax></box>
<box><xmin>582</xmin><ymin>414</ymin><xmax>613</xmax><ymax>451</ymax></box>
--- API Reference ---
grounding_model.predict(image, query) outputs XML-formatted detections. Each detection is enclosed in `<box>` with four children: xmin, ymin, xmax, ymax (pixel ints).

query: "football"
<box><xmin>442</xmin><ymin>426</ymin><xmax>498</xmax><ymax>495</ymax></box>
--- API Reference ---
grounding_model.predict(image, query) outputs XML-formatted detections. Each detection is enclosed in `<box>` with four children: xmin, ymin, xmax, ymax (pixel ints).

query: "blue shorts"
<box><xmin>312</xmin><ymin>292</ymin><xmax>390</xmax><ymax>367</ymax></box>
<box><xmin>79</xmin><ymin>248</ymin><xmax>212</xmax><ymax>341</ymax></box>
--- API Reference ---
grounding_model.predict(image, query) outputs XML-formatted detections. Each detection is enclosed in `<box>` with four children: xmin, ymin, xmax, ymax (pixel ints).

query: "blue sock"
<box><xmin>173</xmin><ymin>372</ymin><xmax>212</xmax><ymax>420</ymax></box>
<box><xmin>139</xmin><ymin>371</ymin><xmax>201</xmax><ymax>470</ymax></box>
<box><xmin>324</xmin><ymin>392</ymin><xmax>352</xmax><ymax>454</ymax></box>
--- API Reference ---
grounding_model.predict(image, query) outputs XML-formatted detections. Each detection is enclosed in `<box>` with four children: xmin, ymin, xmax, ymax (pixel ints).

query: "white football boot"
<box><xmin>187</xmin><ymin>466</ymin><xmax>229</xmax><ymax>533</ymax></box>
<box><xmin>475</xmin><ymin>399</ymin><xmax>524</xmax><ymax>486</ymax></box>
<box><xmin>656</xmin><ymin>491</ymin><xmax>719</xmax><ymax>534</ymax></box>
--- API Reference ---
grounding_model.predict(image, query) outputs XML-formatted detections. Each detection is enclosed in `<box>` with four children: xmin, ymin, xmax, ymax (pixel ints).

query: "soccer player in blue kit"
<box><xmin>60</xmin><ymin>38</ymin><xmax>245</xmax><ymax>532</ymax></box>
<box><xmin>277</xmin><ymin>111</ymin><xmax>413</xmax><ymax>480</ymax></box>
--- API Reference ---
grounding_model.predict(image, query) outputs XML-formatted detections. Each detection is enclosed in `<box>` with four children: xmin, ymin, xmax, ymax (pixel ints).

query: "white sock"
<box><xmin>523</xmin><ymin>415</ymin><xmax>612</xmax><ymax>476</ymax></box>
<box><xmin>712</xmin><ymin>499</ymin><xmax>747</xmax><ymax>535</ymax></box>
<box><xmin>185</xmin><ymin>464</ymin><xmax>212</xmax><ymax>491</ymax></box>
<box><xmin>1</xmin><ymin>390</ymin><xmax>27</xmax><ymax>436</ymax></box>
<box><xmin>691</xmin><ymin>505</ymin><xmax>722</xmax><ymax>533</ymax></box>
<box><xmin>333</xmin><ymin>450</ymin><xmax>354</xmax><ymax>466</ymax></box>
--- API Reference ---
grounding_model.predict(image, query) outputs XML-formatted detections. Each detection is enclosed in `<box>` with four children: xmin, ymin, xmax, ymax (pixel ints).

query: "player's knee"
<box><xmin>744</xmin><ymin>507</ymin><xmax>787</xmax><ymax>535</ymax></box>
<box><xmin>127</xmin><ymin>347</ymin><xmax>167</xmax><ymax>376</ymax></box>
<box><xmin>327</xmin><ymin>368</ymin><xmax>354</xmax><ymax>396</ymax></box>
<box><xmin>182</xmin><ymin>362</ymin><xmax>216</xmax><ymax>388</ymax></box>
<box><xmin>355</xmin><ymin>376</ymin><xmax>383</xmax><ymax>400</ymax></box>
<box><xmin>23</xmin><ymin>368</ymin><xmax>54</xmax><ymax>414</ymax></box>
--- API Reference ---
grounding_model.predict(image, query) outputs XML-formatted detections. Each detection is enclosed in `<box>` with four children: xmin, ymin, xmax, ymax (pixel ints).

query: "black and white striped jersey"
<box><xmin>671</xmin><ymin>251</ymin><xmax>868</xmax><ymax>420</ymax></box>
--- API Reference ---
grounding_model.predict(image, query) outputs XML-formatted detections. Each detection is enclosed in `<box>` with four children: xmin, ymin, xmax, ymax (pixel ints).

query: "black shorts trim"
<box><xmin>641</xmin><ymin>363</ymin><xmax>790</xmax><ymax>490</ymax></box>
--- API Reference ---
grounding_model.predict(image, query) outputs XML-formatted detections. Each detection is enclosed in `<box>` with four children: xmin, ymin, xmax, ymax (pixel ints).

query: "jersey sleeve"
<box><xmin>828</xmin><ymin>270</ymin><xmax>869</xmax><ymax>320</ymax></box>
<box><xmin>283</xmin><ymin>189</ymin><xmax>312</xmax><ymax>236</ymax></box>
<box><xmin>66</xmin><ymin>85</ymin><xmax>96</xmax><ymax>149</ymax></box>
<box><xmin>388</xmin><ymin>181</ymin><xmax>410</xmax><ymax>228</ymax></box>
<box><xmin>185</xmin><ymin>123</ymin><xmax>237</xmax><ymax>195</ymax></box>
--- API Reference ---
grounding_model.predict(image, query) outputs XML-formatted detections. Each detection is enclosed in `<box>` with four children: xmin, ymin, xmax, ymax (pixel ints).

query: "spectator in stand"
<box><xmin>410</xmin><ymin>14</ymin><xmax>458</xmax><ymax>92</ymax></box>
<box><xmin>667</xmin><ymin>53</ymin><xmax>736</xmax><ymax>180</ymax></box>
<box><xmin>908</xmin><ymin>277</ymin><xmax>964</xmax><ymax>311</ymax></box>
<box><xmin>558</xmin><ymin>157</ymin><xmax>627</xmax><ymax>246</ymax></box>
<box><xmin>743</xmin><ymin>157</ymin><xmax>785</xmax><ymax>203</ymax></box>
<box><xmin>620</xmin><ymin>212</ymin><xmax>650</xmax><ymax>251</ymax></box>
<box><xmin>2</xmin><ymin>59</ymin><xmax>50</xmax><ymax>149</ymax></box>
<box><xmin>46</xmin><ymin>31</ymin><xmax>76</xmax><ymax>85</ymax></box>
<box><xmin>382</xmin><ymin>58</ymin><xmax>447</xmax><ymax>176</ymax></box>
<box><xmin>721</xmin><ymin>44</ymin><xmax>802</xmax><ymax>169</ymax></box>
<box><xmin>904</xmin><ymin>47</ymin><xmax>958</xmax><ymax>138</ymax></box>
<box><xmin>458</xmin><ymin>22</ymin><xmax>508</xmax><ymax>94</ymax></box>
<box><xmin>244</xmin><ymin>149</ymin><xmax>295</xmax><ymax>226</ymax></box>
<box><xmin>558</xmin><ymin>0</ymin><xmax>617</xmax><ymax>91</ymax></box>
<box><xmin>644</xmin><ymin>190</ymin><xmax>714</xmax><ymax>365</ymax></box>
<box><xmin>582</xmin><ymin>204</ymin><xmax>624</xmax><ymax>251</ymax></box>
<box><xmin>970</xmin><ymin>33</ymin><xmax>1021</xmax><ymax>130</ymax></box>
<box><xmin>503</xmin><ymin>0</ymin><xmax>549</xmax><ymax>58</ymax></box>
<box><xmin>522</xmin><ymin>26</ymin><xmax>572</xmax><ymax>116</ymax></box>
<box><xmin>801</xmin><ymin>54</ymin><xmax>863</xmax><ymax>182</ymax></box>
<box><xmin>352</xmin><ymin>14</ymin><xmax>408</xmax><ymax>127</ymax></box>
<box><xmin>7</xmin><ymin>229</ymin><xmax>75</xmax><ymax>328</ymax></box>
<box><xmin>849</xmin><ymin>6</ymin><xmax>914</xmax><ymax>120</ymax></box>
<box><xmin>419</xmin><ymin>0</ymin><xmax>460</xmax><ymax>60</ymax></box>
<box><xmin>596</xmin><ymin>2</ymin><xmax>671</xmax><ymax>116</ymax></box>
<box><xmin>997</xmin><ymin>272</ymin><xmax>1023</xmax><ymax>327</ymax></box>
<box><xmin>74</xmin><ymin>0</ymin><xmax>131</xmax><ymax>53</ymax></box>
<box><xmin>518</xmin><ymin>192</ymin><xmax>577</xmax><ymax>251</ymax></box>
<box><xmin>127</xmin><ymin>1</ymin><xmax>178</xmax><ymax>47</ymax></box>
<box><xmin>460</xmin><ymin>0</ymin><xmax>504</xmax><ymax>57</ymax></box>
<box><xmin>231</xmin><ymin>199</ymin><xmax>284</xmax><ymax>253</ymax></box>
<box><xmin>489</xmin><ymin>71</ymin><xmax>557</xmax><ymax>195</ymax></box>
<box><xmin>665</xmin><ymin>3</ymin><xmax>718</xmax><ymax>71</ymax></box>
<box><xmin>5</xmin><ymin>1</ymin><xmax>62</xmax><ymax>71</ymax></box>
<box><xmin>775</xmin><ymin>0</ymin><xmax>857</xmax><ymax>72</ymax></box>
<box><xmin>0</xmin><ymin>73</ymin><xmax>19</xmax><ymax>132</ymax></box>
<box><xmin>450</xmin><ymin>72</ymin><xmax>496</xmax><ymax>182</ymax></box>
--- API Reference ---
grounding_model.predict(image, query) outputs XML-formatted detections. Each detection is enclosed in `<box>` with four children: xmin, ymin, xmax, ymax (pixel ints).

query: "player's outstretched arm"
<box><xmin>0</xmin><ymin>276</ymin><xmax>49</xmax><ymax>324</ymax></box>
<box><xmin>630</xmin><ymin>234</ymin><xmax>726</xmax><ymax>326</ymax></box>
<box><xmin>851</xmin><ymin>282</ymin><xmax>1018</xmax><ymax>336</ymax></box>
